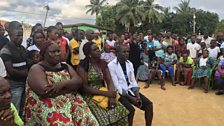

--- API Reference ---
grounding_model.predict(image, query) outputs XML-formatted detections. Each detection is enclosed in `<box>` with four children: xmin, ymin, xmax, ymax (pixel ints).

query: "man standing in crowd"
<box><xmin>0</xmin><ymin>24</ymin><xmax>9</xmax><ymax>50</ymax></box>
<box><xmin>129</xmin><ymin>33</ymin><xmax>141</xmax><ymax>76</ymax></box>
<box><xmin>0</xmin><ymin>21</ymin><xmax>28</xmax><ymax>116</ymax></box>
<box><xmin>69</xmin><ymin>26</ymin><xmax>80</xmax><ymax>69</ymax></box>
<box><xmin>187</xmin><ymin>34</ymin><xmax>201</xmax><ymax>60</ymax></box>
<box><xmin>79</xmin><ymin>29</ymin><xmax>94</xmax><ymax>60</ymax></box>
<box><xmin>55</xmin><ymin>22</ymin><xmax>70</xmax><ymax>62</ymax></box>
<box><xmin>202</xmin><ymin>32</ymin><xmax>213</xmax><ymax>48</ymax></box>
<box><xmin>216</xmin><ymin>32</ymin><xmax>224</xmax><ymax>48</ymax></box>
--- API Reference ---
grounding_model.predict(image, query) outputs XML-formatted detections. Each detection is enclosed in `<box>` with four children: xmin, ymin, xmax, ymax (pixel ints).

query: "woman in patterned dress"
<box><xmin>77</xmin><ymin>42</ymin><xmax>129</xmax><ymax>126</ymax></box>
<box><xmin>189</xmin><ymin>50</ymin><xmax>217</xmax><ymax>93</ymax></box>
<box><xmin>25</xmin><ymin>41</ymin><xmax>99</xmax><ymax>126</ymax></box>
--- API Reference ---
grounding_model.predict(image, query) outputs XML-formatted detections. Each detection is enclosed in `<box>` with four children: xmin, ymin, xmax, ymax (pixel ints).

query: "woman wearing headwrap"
<box><xmin>24</xmin><ymin>41</ymin><xmax>99</xmax><ymax>125</ymax></box>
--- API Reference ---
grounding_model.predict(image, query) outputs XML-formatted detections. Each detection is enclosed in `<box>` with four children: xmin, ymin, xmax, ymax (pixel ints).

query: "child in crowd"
<box><xmin>208</xmin><ymin>39</ymin><xmax>220</xmax><ymax>60</ymax></box>
<box><xmin>176</xmin><ymin>51</ymin><xmax>194</xmax><ymax>85</ymax></box>
<box><xmin>189</xmin><ymin>50</ymin><xmax>217</xmax><ymax>93</ymax></box>
<box><xmin>101</xmin><ymin>43</ymin><xmax>116</xmax><ymax>63</ymax></box>
<box><xmin>198</xmin><ymin>42</ymin><xmax>207</xmax><ymax>58</ymax></box>
<box><xmin>160</xmin><ymin>46</ymin><xmax>177</xmax><ymax>86</ymax></box>
<box><xmin>0</xmin><ymin>77</ymin><xmax>24</xmax><ymax>126</ymax></box>
<box><xmin>175</xmin><ymin>37</ymin><xmax>187</xmax><ymax>59</ymax></box>
<box><xmin>215</xmin><ymin>59</ymin><xmax>224</xmax><ymax>95</ymax></box>
<box><xmin>148</xmin><ymin>57</ymin><xmax>164</xmax><ymax>90</ymax></box>
<box><xmin>218</xmin><ymin>48</ymin><xmax>224</xmax><ymax>62</ymax></box>
<box><xmin>136</xmin><ymin>51</ymin><xmax>149</xmax><ymax>87</ymax></box>
<box><xmin>27</xmin><ymin>50</ymin><xmax>41</xmax><ymax>69</ymax></box>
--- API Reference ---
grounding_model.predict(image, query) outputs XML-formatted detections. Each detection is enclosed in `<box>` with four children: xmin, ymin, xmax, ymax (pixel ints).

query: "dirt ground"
<box><xmin>133</xmin><ymin>82</ymin><xmax>224</xmax><ymax>126</ymax></box>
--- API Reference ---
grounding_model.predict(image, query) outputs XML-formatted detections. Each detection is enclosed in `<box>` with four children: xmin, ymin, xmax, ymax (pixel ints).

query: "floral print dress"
<box><xmin>83</xmin><ymin>64</ymin><xmax>129</xmax><ymax>126</ymax></box>
<box><xmin>25</xmin><ymin>64</ymin><xmax>99</xmax><ymax>126</ymax></box>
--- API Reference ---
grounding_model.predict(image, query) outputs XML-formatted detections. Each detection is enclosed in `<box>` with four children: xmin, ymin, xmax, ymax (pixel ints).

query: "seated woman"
<box><xmin>160</xmin><ymin>45</ymin><xmax>177</xmax><ymax>86</ymax></box>
<box><xmin>189</xmin><ymin>50</ymin><xmax>217</xmax><ymax>93</ymax></box>
<box><xmin>25</xmin><ymin>41</ymin><xmax>99</xmax><ymax>125</ymax></box>
<box><xmin>0</xmin><ymin>77</ymin><xmax>24</xmax><ymax>126</ymax></box>
<box><xmin>136</xmin><ymin>50</ymin><xmax>150</xmax><ymax>88</ymax></box>
<box><xmin>215</xmin><ymin>59</ymin><xmax>224</xmax><ymax>95</ymax></box>
<box><xmin>77</xmin><ymin>42</ymin><xmax>129</xmax><ymax>126</ymax></box>
<box><xmin>176</xmin><ymin>51</ymin><xmax>194</xmax><ymax>85</ymax></box>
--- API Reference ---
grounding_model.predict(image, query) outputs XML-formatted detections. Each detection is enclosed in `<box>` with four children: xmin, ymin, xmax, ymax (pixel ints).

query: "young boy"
<box><xmin>176</xmin><ymin>52</ymin><xmax>194</xmax><ymax>85</ymax></box>
<box><xmin>208</xmin><ymin>39</ymin><xmax>220</xmax><ymax>60</ymax></box>
<box><xmin>147</xmin><ymin>57</ymin><xmax>164</xmax><ymax>90</ymax></box>
<box><xmin>0</xmin><ymin>77</ymin><xmax>24</xmax><ymax>126</ymax></box>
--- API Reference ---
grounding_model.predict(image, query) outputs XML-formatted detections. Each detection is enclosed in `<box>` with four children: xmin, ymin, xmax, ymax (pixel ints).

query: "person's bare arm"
<box><xmin>76</xmin><ymin>66</ymin><xmax>115</xmax><ymax>97</ymax></box>
<box><xmin>4</xmin><ymin>62</ymin><xmax>28</xmax><ymax>78</ymax></box>
<box><xmin>28</xmin><ymin>64</ymin><xmax>79</xmax><ymax>98</ymax></box>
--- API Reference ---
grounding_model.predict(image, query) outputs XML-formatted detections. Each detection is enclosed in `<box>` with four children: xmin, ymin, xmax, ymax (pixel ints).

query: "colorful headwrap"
<box><xmin>40</xmin><ymin>40</ymin><xmax>54</xmax><ymax>57</ymax></box>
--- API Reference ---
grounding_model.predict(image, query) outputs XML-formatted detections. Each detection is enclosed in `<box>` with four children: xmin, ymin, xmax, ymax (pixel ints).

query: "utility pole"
<box><xmin>43</xmin><ymin>5</ymin><xmax>50</xmax><ymax>27</ymax></box>
<box><xmin>193</xmin><ymin>13</ymin><xmax>196</xmax><ymax>34</ymax></box>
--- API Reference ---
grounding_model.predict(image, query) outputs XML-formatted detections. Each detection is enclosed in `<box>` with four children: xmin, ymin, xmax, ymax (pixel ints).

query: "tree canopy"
<box><xmin>86</xmin><ymin>0</ymin><xmax>221</xmax><ymax>35</ymax></box>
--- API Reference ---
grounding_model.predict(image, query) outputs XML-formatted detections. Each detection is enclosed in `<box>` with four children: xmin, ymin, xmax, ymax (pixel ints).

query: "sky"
<box><xmin>0</xmin><ymin>0</ymin><xmax>223</xmax><ymax>26</ymax></box>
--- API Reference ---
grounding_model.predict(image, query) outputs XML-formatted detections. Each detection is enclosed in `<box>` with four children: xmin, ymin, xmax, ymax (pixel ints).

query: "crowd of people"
<box><xmin>0</xmin><ymin>20</ymin><xmax>224</xmax><ymax>126</ymax></box>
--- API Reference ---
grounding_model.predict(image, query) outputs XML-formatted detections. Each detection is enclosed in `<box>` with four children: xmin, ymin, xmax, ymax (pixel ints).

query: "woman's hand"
<box><xmin>105</xmin><ymin>90</ymin><xmax>117</xmax><ymax>98</ymax></box>
<box><xmin>0</xmin><ymin>109</ymin><xmax>15</xmax><ymax>126</ymax></box>
<box><xmin>44</xmin><ymin>83</ymin><xmax>64</xmax><ymax>95</ymax></box>
<box><xmin>109</xmin><ymin>98</ymin><xmax>117</xmax><ymax>109</ymax></box>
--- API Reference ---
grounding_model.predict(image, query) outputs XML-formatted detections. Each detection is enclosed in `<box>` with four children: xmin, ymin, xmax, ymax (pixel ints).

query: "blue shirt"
<box><xmin>153</xmin><ymin>41</ymin><xmax>168</xmax><ymax>58</ymax></box>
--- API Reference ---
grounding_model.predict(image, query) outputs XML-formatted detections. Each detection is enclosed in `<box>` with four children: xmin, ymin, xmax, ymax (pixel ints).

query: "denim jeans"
<box><xmin>216</xmin><ymin>77</ymin><xmax>224</xmax><ymax>90</ymax></box>
<box><xmin>160</xmin><ymin>64</ymin><xmax>174</xmax><ymax>77</ymax></box>
<box><xmin>11</xmin><ymin>86</ymin><xmax>26</xmax><ymax>117</ymax></box>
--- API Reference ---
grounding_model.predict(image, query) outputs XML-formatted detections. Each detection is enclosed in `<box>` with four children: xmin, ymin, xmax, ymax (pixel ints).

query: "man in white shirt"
<box><xmin>79</xmin><ymin>30</ymin><xmax>94</xmax><ymax>60</ymax></box>
<box><xmin>202</xmin><ymin>32</ymin><xmax>213</xmax><ymax>48</ymax></box>
<box><xmin>108</xmin><ymin>44</ymin><xmax>153</xmax><ymax>126</ymax></box>
<box><xmin>187</xmin><ymin>35</ymin><xmax>201</xmax><ymax>59</ymax></box>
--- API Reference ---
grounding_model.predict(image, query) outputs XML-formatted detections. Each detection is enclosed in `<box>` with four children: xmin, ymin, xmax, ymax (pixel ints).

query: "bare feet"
<box><xmin>188</xmin><ymin>85</ymin><xmax>194</xmax><ymax>89</ymax></box>
<box><xmin>144</xmin><ymin>84</ymin><xmax>150</xmax><ymax>89</ymax></box>
<box><xmin>180</xmin><ymin>82</ymin><xmax>184</xmax><ymax>86</ymax></box>
<box><xmin>161</xmin><ymin>86</ymin><xmax>166</xmax><ymax>90</ymax></box>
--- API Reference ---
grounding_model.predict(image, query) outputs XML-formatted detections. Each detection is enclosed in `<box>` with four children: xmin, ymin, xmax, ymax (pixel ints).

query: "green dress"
<box><xmin>192</xmin><ymin>57</ymin><xmax>217</xmax><ymax>78</ymax></box>
<box><xmin>83</xmin><ymin>64</ymin><xmax>129</xmax><ymax>126</ymax></box>
<box><xmin>25</xmin><ymin>64</ymin><xmax>99</xmax><ymax>126</ymax></box>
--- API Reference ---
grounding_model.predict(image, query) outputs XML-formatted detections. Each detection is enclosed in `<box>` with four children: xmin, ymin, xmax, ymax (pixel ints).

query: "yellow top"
<box><xmin>69</xmin><ymin>38</ymin><xmax>80</xmax><ymax>66</ymax></box>
<box><xmin>92</xmin><ymin>37</ymin><xmax>102</xmax><ymax>50</ymax></box>
<box><xmin>11</xmin><ymin>103</ymin><xmax>24</xmax><ymax>126</ymax></box>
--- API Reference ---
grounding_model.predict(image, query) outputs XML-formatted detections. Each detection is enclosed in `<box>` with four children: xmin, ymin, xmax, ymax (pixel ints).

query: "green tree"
<box><xmin>174</xmin><ymin>0</ymin><xmax>191</xmax><ymax>15</ymax></box>
<box><xmin>96</xmin><ymin>5</ymin><xmax>116</xmax><ymax>30</ymax></box>
<box><xmin>140</xmin><ymin>0</ymin><xmax>164</xmax><ymax>24</ymax></box>
<box><xmin>116</xmin><ymin>0</ymin><xmax>144</xmax><ymax>32</ymax></box>
<box><xmin>86</xmin><ymin>0</ymin><xmax>106</xmax><ymax>18</ymax></box>
<box><xmin>216</xmin><ymin>20</ymin><xmax>224</xmax><ymax>33</ymax></box>
<box><xmin>195</xmin><ymin>9</ymin><xmax>219</xmax><ymax>34</ymax></box>
<box><xmin>161</xmin><ymin>7</ymin><xmax>174</xmax><ymax>32</ymax></box>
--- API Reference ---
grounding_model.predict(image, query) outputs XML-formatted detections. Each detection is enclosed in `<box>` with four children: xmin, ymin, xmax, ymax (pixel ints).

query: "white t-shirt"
<box><xmin>106</xmin><ymin>40</ymin><xmax>116</xmax><ymax>47</ymax></box>
<box><xmin>202</xmin><ymin>37</ymin><xmax>213</xmax><ymax>48</ymax></box>
<box><xmin>0</xmin><ymin>57</ymin><xmax>6</xmax><ymax>77</ymax></box>
<box><xmin>221</xmin><ymin>42</ymin><xmax>224</xmax><ymax>49</ymax></box>
<box><xmin>208</xmin><ymin>47</ymin><xmax>220</xmax><ymax>60</ymax></box>
<box><xmin>27</xmin><ymin>44</ymin><xmax>40</xmax><ymax>51</ymax></box>
<box><xmin>79</xmin><ymin>39</ymin><xmax>88</xmax><ymax>60</ymax></box>
<box><xmin>187</xmin><ymin>42</ymin><xmax>201</xmax><ymax>58</ymax></box>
